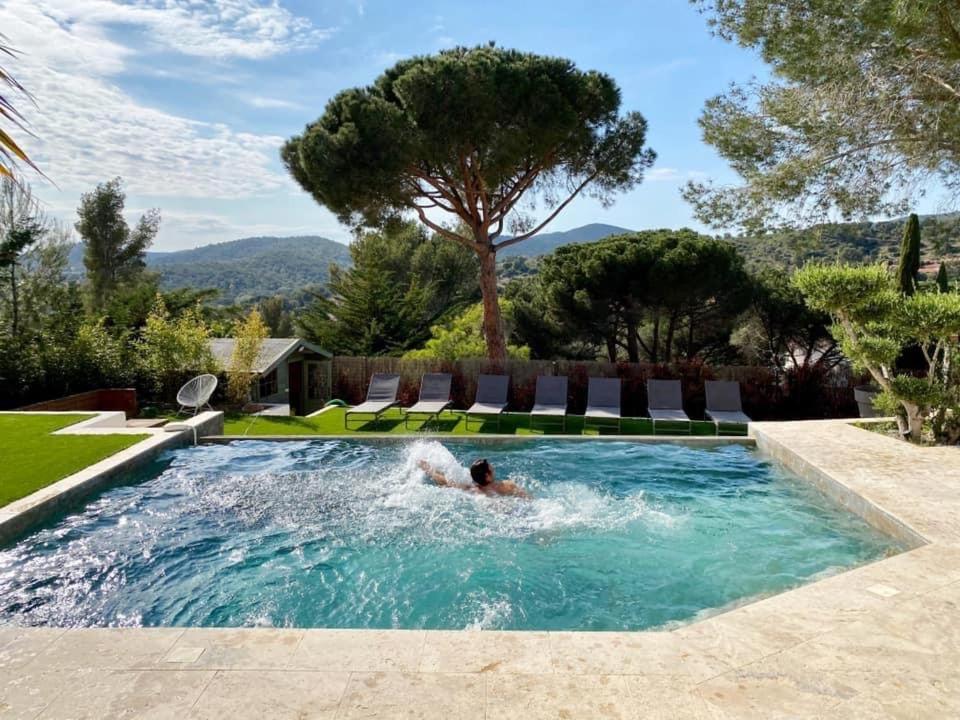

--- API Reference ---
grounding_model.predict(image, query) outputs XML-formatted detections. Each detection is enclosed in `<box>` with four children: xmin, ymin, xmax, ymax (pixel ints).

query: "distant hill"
<box><xmin>726</xmin><ymin>214</ymin><xmax>960</xmax><ymax>270</ymax></box>
<box><xmin>64</xmin><ymin>217</ymin><xmax>959</xmax><ymax>305</ymax></box>
<box><xmin>497</xmin><ymin>223</ymin><xmax>632</xmax><ymax>257</ymax></box>
<box><xmin>68</xmin><ymin>235</ymin><xmax>352</xmax><ymax>305</ymax></box>
<box><xmin>65</xmin><ymin>225</ymin><xmax>631</xmax><ymax>304</ymax></box>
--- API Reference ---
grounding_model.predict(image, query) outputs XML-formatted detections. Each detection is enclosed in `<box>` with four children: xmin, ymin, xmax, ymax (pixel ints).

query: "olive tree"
<box><xmin>282</xmin><ymin>45</ymin><xmax>655</xmax><ymax>360</ymax></box>
<box><xmin>794</xmin><ymin>263</ymin><xmax>960</xmax><ymax>442</ymax></box>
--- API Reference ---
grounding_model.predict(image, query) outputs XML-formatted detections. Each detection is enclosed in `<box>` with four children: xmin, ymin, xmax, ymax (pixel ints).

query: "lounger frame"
<box><xmin>583</xmin><ymin>377</ymin><xmax>622</xmax><ymax>434</ymax></box>
<box><xmin>402</xmin><ymin>373</ymin><xmax>454</xmax><ymax>430</ymax></box>
<box><xmin>647</xmin><ymin>379</ymin><xmax>692</xmax><ymax>435</ymax></box>
<box><xmin>464</xmin><ymin>375</ymin><xmax>509</xmax><ymax>432</ymax></box>
<box><xmin>530</xmin><ymin>376</ymin><xmax>568</xmax><ymax>433</ymax></box>
<box><xmin>344</xmin><ymin>403</ymin><xmax>401</xmax><ymax>430</ymax></box>
<box><xmin>704</xmin><ymin>381</ymin><xmax>751</xmax><ymax>435</ymax></box>
<box><xmin>344</xmin><ymin>373</ymin><xmax>402</xmax><ymax>430</ymax></box>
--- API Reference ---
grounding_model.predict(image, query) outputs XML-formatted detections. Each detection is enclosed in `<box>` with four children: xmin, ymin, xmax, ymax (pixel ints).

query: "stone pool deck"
<box><xmin>1</xmin><ymin>419</ymin><xmax>959</xmax><ymax>718</ymax></box>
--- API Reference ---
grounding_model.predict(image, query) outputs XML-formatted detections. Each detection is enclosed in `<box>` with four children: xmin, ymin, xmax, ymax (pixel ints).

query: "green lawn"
<box><xmin>222</xmin><ymin>406</ymin><xmax>744</xmax><ymax>438</ymax></box>
<box><xmin>0</xmin><ymin>414</ymin><xmax>148</xmax><ymax>508</ymax></box>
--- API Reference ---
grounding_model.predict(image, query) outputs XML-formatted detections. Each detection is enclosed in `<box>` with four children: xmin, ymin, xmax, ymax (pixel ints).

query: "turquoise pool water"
<box><xmin>0</xmin><ymin>440</ymin><xmax>900</xmax><ymax>630</ymax></box>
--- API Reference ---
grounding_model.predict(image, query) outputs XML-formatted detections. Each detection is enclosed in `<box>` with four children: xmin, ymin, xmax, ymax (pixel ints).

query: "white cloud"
<box><xmin>647</xmin><ymin>167</ymin><xmax>682</xmax><ymax>182</ymax></box>
<box><xmin>0</xmin><ymin>0</ymin><xmax>319</xmax><ymax>198</ymax></box>
<box><xmin>140</xmin><ymin>209</ymin><xmax>349</xmax><ymax>250</ymax></box>
<box><xmin>244</xmin><ymin>95</ymin><xmax>302</xmax><ymax>110</ymax></box>
<box><xmin>28</xmin><ymin>0</ymin><xmax>333</xmax><ymax>60</ymax></box>
<box><xmin>646</xmin><ymin>168</ymin><xmax>706</xmax><ymax>183</ymax></box>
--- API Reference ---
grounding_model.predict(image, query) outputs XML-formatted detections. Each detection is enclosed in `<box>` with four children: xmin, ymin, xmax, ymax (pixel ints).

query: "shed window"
<box><xmin>258</xmin><ymin>368</ymin><xmax>278</xmax><ymax>398</ymax></box>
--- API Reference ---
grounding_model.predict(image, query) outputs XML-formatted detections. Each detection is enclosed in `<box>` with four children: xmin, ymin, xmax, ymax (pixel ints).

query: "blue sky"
<box><xmin>5</xmin><ymin>0</ymin><xmax>771</xmax><ymax>250</ymax></box>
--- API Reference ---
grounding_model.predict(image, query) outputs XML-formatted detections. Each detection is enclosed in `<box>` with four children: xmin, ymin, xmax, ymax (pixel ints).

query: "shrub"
<box><xmin>226</xmin><ymin>309</ymin><xmax>268</xmax><ymax>406</ymax></box>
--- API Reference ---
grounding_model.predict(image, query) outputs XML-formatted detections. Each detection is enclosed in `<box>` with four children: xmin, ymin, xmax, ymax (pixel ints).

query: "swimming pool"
<box><xmin>0</xmin><ymin>439</ymin><xmax>901</xmax><ymax>631</ymax></box>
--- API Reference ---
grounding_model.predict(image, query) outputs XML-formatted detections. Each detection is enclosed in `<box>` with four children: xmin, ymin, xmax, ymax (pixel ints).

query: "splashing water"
<box><xmin>0</xmin><ymin>439</ymin><xmax>901</xmax><ymax>630</ymax></box>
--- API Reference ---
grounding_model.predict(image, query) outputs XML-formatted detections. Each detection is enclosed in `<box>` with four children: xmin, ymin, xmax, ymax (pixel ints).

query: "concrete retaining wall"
<box><xmin>0</xmin><ymin>411</ymin><xmax>223</xmax><ymax>546</ymax></box>
<box><xmin>19</xmin><ymin>389</ymin><xmax>139</xmax><ymax>418</ymax></box>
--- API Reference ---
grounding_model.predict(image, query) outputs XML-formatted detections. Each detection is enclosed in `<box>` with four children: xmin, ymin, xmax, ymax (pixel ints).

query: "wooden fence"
<box><xmin>329</xmin><ymin>357</ymin><xmax>865</xmax><ymax>421</ymax></box>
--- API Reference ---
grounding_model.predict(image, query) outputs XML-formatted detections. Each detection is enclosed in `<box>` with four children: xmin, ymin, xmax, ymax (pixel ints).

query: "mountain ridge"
<box><xmin>62</xmin><ymin>215</ymin><xmax>960</xmax><ymax>306</ymax></box>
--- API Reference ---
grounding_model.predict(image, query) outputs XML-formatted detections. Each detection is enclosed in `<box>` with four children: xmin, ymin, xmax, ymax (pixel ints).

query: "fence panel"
<box><xmin>327</xmin><ymin>357</ymin><xmax>864</xmax><ymax>420</ymax></box>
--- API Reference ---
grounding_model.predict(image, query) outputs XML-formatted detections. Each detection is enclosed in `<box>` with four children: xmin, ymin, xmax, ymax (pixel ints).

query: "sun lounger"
<box><xmin>705</xmin><ymin>380</ymin><xmax>751</xmax><ymax>430</ymax></box>
<box><xmin>584</xmin><ymin>377</ymin><xmax>622</xmax><ymax>433</ymax></box>
<box><xmin>646</xmin><ymin>379</ymin><xmax>690</xmax><ymax>435</ymax></box>
<box><xmin>344</xmin><ymin>373</ymin><xmax>401</xmax><ymax>429</ymax></box>
<box><xmin>403</xmin><ymin>373</ymin><xmax>453</xmax><ymax>429</ymax></box>
<box><xmin>531</xmin><ymin>376</ymin><xmax>568</xmax><ymax>432</ymax></box>
<box><xmin>465</xmin><ymin>374</ymin><xmax>509</xmax><ymax>431</ymax></box>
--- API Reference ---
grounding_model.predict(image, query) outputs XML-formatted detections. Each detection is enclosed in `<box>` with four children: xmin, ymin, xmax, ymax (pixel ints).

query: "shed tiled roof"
<box><xmin>209</xmin><ymin>338</ymin><xmax>330</xmax><ymax>374</ymax></box>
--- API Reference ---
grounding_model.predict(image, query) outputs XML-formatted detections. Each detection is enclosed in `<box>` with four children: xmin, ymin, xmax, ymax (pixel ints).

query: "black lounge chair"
<box><xmin>584</xmin><ymin>377</ymin><xmax>622</xmax><ymax>433</ymax></box>
<box><xmin>465</xmin><ymin>374</ymin><xmax>509</xmax><ymax>431</ymax></box>
<box><xmin>531</xmin><ymin>376</ymin><xmax>568</xmax><ymax>432</ymax></box>
<box><xmin>705</xmin><ymin>380</ymin><xmax>751</xmax><ymax>431</ymax></box>
<box><xmin>344</xmin><ymin>373</ymin><xmax>401</xmax><ymax>429</ymax></box>
<box><xmin>646</xmin><ymin>379</ymin><xmax>691</xmax><ymax>435</ymax></box>
<box><xmin>403</xmin><ymin>373</ymin><xmax>453</xmax><ymax>429</ymax></box>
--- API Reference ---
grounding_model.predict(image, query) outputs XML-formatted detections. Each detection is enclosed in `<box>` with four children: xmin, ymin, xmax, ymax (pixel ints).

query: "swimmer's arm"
<box><xmin>500</xmin><ymin>481</ymin><xmax>531</xmax><ymax>499</ymax></box>
<box><xmin>417</xmin><ymin>460</ymin><xmax>459</xmax><ymax>488</ymax></box>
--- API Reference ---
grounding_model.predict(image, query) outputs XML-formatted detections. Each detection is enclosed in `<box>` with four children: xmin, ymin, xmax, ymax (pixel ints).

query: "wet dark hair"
<box><xmin>470</xmin><ymin>458</ymin><xmax>492</xmax><ymax>486</ymax></box>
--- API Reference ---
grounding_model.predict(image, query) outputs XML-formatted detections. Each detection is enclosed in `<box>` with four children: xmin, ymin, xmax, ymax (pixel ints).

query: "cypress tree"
<box><xmin>937</xmin><ymin>261</ymin><xmax>950</xmax><ymax>293</ymax></box>
<box><xmin>896</xmin><ymin>213</ymin><xmax>921</xmax><ymax>295</ymax></box>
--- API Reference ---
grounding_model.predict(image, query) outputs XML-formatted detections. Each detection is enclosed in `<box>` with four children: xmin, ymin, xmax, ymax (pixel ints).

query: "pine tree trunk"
<box><xmin>605</xmin><ymin>335</ymin><xmax>617</xmax><ymax>363</ymax></box>
<box><xmin>9</xmin><ymin>263</ymin><xmax>17</xmax><ymax>338</ymax></box>
<box><xmin>477</xmin><ymin>248</ymin><xmax>507</xmax><ymax>362</ymax></box>
<box><xmin>651</xmin><ymin>313</ymin><xmax>660</xmax><ymax>364</ymax></box>
<box><xmin>626</xmin><ymin>317</ymin><xmax>639</xmax><ymax>363</ymax></box>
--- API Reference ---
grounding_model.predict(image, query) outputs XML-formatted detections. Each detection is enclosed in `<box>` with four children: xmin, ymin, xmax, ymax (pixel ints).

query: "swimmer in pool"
<box><xmin>417</xmin><ymin>458</ymin><xmax>530</xmax><ymax>499</ymax></box>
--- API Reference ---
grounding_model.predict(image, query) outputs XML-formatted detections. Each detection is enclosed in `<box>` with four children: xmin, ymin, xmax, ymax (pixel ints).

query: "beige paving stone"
<box><xmin>485</xmin><ymin>673</ymin><xmax>635</xmax><ymax>720</ymax></box>
<box><xmin>38</xmin><ymin>629</ymin><xmax>184</xmax><ymax>670</ymax></box>
<box><xmin>549</xmin><ymin>632</ymin><xmax>730</xmax><ymax>680</ymax></box>
<box><xmin>693</xmin><ymin>656</ymin><xmax>860</xmax><ymax>719</ymax></box>
<box><xmin>723</xmin><ymin>569</ymin><xmax>890</xmax><ymax>640</ymax></box>
<box><xmin>840</xmin><ymin>544</ymin><xmax>960</xmax><ymax>598</ymax></box>
<box><xmin>290</xmin><ymin>629</ymin><xmax>424</xmax><ymax>672</ymax></box>
<box><xmin>419</xmin><ymin>630</ymin><xmax>552</xmax><ymax>674</ymax></box>
<box><xmin>817</xmin><ymin>662</ymin><xmax>960</xmax><ymax>719</ymax></box>
<box><xmin>337</xmin><ymin>672</ymin><xmax>484</xmax><ymax>720</ymax></box>
<box><xmin>0</xmin><ymin>667</ymin><xmax>72</xmax><ymax>719</ymax></box>
<box><xmin>624</xmin><ymin>675</ymin><xmax>728</xmax><ymax>719</ymax></box>
<box><xmin>163</xmin><ymin>646</ymin><xmax>205</xmax><ymax>664</ymax></box>
<box><xmin>36</xmin><ymin>669</ymin><xmax>214</xmax><ymax>720</ymax></box>
<box><xmin>0</xmin><ymin>630</ymin><xmax>66</xmax><ymax>671</ymax></box>
<box><xmin>865</xmin><ymin>583</ymin><xmax>901</xmax><ymax>598</ymax></box>
<box><xmin>671</xmin><ymin>607</ymin><xmax>807</xmax><ymax>669</ymax></box>
<box><xmin>189</xmin><ymin>670</ymin><xmax>348</xmax><ymax>720</ymax></box>
<box><xmin>163</xmin><ymin>628</ymin><xmax>303</xmax><ymax>670</ymax></box>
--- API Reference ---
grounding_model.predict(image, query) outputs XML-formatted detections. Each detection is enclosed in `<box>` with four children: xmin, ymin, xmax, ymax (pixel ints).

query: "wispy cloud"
<box><xmin>29</xmin><ymin>0</ymin><xmax>334</xmax><ymax>60</ymax></box>
<box><xmin>647</xmin><ymin>168</ymin><xmax>682</xmax><ymax>182</ymax></box>
<box><xmin>244</xmin><ymin>96</ymin><xmax>303</xmax><ymax>110</ymax></box>
<box><xmin>136</xmin><ymin>210</ymin><xmax>343</xmax><ymax>250</ymax></box>
<box><xmin>647</xmin><ymin>168</ymin><xmax>705</xmax><ymax>183</ymax></box>
<box><xmin>0</xmin><ymin>0</ymin><xmax>324</xmax><ymax>198</ymax></box>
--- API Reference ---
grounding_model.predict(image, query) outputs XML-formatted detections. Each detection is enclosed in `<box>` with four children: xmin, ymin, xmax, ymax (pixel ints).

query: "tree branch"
<box><xmin>493</xmin><ymin>172</ymin><xmax>599</xmax><ymax>251</ymax></box>
<box><xmin>411</xmin><ymin>206</ymin><xmax>475</xmax><ymax>251</ymax></box>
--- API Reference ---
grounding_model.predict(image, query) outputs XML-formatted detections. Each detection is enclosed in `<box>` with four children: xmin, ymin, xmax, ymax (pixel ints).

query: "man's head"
<box><xmin>470</xmin><ymin>458</ymin><xmax>494</xmax><ymax>486</ymax></box>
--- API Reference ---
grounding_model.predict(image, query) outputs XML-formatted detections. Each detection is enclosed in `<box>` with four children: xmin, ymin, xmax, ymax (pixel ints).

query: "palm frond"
<box><xmin>0</xmin><ymin>35</ymin><xmax>39</xmax><ymax>178</ymax></box>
